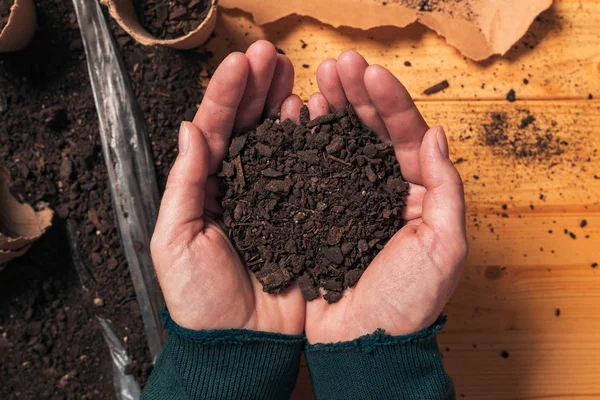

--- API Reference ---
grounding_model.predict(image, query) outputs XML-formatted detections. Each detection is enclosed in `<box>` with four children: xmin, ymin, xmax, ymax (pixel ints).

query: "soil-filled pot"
<box><xmin>102</xmin><ymin>0</ymin><xmax>217</xmax><ymax>50</ymax></box>
<box><xmin>0</xmin><ymin>0</ymin><xmax>36</xmax><ymax>52</ymax></box>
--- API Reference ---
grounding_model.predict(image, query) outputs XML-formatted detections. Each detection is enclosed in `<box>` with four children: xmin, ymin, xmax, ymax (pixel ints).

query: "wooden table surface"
<box><xmin>203</xmin><ymin>1</ymin><xmax>600</xmax><ymax>398</ymax></box>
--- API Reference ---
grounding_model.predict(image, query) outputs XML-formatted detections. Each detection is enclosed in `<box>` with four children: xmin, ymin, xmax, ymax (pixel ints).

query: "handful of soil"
<box><xmin>135</xmin><ymin>0</ymin><xmax>210</xmax><ymax>40</ymax></box>
<box><xmin>221</xmin><ymin>105</ymin><xmax>408</xmax><ymax>303</ymax></box>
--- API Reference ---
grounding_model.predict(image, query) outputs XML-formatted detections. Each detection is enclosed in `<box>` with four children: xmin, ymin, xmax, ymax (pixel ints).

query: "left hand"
<box><xmin>150</xmin><ymin>41</ymin><xmax>306</xmax><ymax>335</ymax></box>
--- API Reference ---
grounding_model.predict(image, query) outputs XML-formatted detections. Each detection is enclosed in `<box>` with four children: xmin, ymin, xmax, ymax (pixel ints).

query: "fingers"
<box><xmin>307</xmin><ymin>93</ymin><xmax>330</xmax><ymax>119</ymax></box>
<box><xmin>364</xmin><ymin>65</ymin><xmax>429</xmax><ymax>184</ymax></box>
<box><xmin>234</xmin><ymin>41</ymin><xmax>279</xmax><ymax>132</ymax></box>
<box><xmin>402</xmin><ymin>183</ymin><xmax>426</xmax><ymax>221</ymax></box>
<box><xmin>155</xmin><ymin>122</ymin><xmax>210</xmax><ymax>235</ymax></box>
<box><xmin>264</xmin><ymin>55</ymin><xmax>295</xmax><ymax>118</ymax></box>
<box><xmin>192</xmin><ymin>52</ymin><xmax>249</xmax><ymax>174</ymax></box>
<box><xmin>336</xmin><ymin>51</ymin><xmax>389</xmax><ymax>142</ymax></box>
<box><xmin>316</xmin><ymin>59</ymin><xmax>347</xmax><ymax>110</ymax></box>
<box><xmin>419</xmin><ymin>127</ymin><xmax>467</xmax><ymax>250</ymax></box>
<box><xmin>280</xmin><ymin>94</ymin><xmax>303</xmax><ymax>123</ymax></box>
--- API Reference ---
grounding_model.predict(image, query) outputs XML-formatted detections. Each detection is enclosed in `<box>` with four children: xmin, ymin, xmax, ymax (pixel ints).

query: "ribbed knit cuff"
<box><xmin>305</xmin><ymin>316</ymin><xmax>454</xmax><ymax>400</ymax></box>
<box><xmin>141</xmin><ymin>309</ymin><xmax>305</xmax><ymax>400</ymax></box>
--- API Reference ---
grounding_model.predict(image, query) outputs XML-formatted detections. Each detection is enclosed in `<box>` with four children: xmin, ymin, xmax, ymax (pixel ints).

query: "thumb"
<box><xmin>154</xmin><ymin>121</ymin><xmax>209</xmax><ymax>237</ymax></box>
<box><xmin>419</xmin><ymin>126</ymin><xmax>467</xmax><ymax>244</ymax></box>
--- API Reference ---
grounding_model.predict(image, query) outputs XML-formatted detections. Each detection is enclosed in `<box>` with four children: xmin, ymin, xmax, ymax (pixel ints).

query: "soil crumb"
<box><xmin>479</xmin><ymin>111</ymin><xmax>566</xmax><ymax>162</ymax></box>
<box><xmin>423</xmin><ymin>80</ymin><xmax>449</xmax><ymax>95</ymax></box>
<box><xmin>0</xmin><ymin>0</ymin><xmax>11</xmax><ymax>29</ymax></box>
<box><xmin>135</xmin><ymin>0</ymin><xmax>211</xmax><ymax>40</ymax></box>
<box><xmin>506</xmin><ymin>89</ymin><xmax>516</xmax><ymax>102</ymax></box>
<box><xmin>394</xmin><ymin>0</ymin><xmax>476</xmax><ymax>20</ymax></box>
<box><xmin>221</xmin><ymin>105</ymin><xmax>409</xmax><ymax>303</ymax></box>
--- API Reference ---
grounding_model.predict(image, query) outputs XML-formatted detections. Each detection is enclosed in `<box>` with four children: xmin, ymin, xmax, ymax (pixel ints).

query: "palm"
<box><xmin>303</xmin><ymin>51</ymin><xmax>467</xmax><ymax>343</ymax></box>
<box><xmin>151</xmin><ymin>41</ymin><xmax>306</xmax><ymax>335</ymax></box>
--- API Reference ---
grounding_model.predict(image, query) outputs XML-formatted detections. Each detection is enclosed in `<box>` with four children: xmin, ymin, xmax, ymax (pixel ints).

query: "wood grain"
<box><xmin>200</xmin><ymin>1</ymin><xmax>600</xmax><ymax>399</ymax></box>
<box><xmin>206</xmin><ymin>0</ymin><xmax>600</xmax><ymax>102</ymax></box>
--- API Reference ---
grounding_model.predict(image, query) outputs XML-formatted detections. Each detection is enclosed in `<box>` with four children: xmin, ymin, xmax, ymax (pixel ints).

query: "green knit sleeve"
<box><xmin>141</xmin><ymin>309</ymin><xmax>305</xmax><ymax>400</ymax></box>
<box><xmin>304</xmin><ymin>316</ymin><xmax>454</xmax><ymax>400</ymax></box>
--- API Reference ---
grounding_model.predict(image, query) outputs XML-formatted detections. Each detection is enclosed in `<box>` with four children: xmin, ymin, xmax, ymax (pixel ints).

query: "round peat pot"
<box><xmin>102</xmin><ymin>0</ymin><xmax>217</xmax><ymax>50</ymax></box>
<box><xmin>0</xmin><ymin>0</ymin><xmax>36</xmax><ymax>53</ymax></box>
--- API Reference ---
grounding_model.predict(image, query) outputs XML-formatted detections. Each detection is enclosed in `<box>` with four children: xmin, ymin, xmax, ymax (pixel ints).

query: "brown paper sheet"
<box><xmin>0</xmin><ymin>168</ymin><xmax>53</xmax><ymax>267</ymax></box>
<box><xmin>220</xmin><ymin>0</ymin><xmax>553</xmax><ymax>61</ymax></box>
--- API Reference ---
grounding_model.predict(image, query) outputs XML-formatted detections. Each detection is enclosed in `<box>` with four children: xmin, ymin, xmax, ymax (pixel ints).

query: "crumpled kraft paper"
<box><xmin>220</xmin><ymin>0</ymin><xmax>553</xmax><ymax>61</ymax></box>
<box><xmin>0</xmin><ymin>168</ymin><xmax>53</xmax><ymax>267</ymax></box>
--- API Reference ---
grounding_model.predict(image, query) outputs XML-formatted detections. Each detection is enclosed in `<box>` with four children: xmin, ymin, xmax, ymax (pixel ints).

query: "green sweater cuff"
<box><xmin>305</xmin><ymin>316</ymin><xmax>455</xmax><ymax>400</ymax></box>
<box><xmin>141</xmin><ymin>309</ymin><xmax>304</xmax><ymax>400</ymax></box>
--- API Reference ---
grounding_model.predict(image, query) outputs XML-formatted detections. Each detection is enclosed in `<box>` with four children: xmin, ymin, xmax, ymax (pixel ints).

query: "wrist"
<box><xmin>306</xmin><ymin>310</ymin><xmax>441</xmax><ymax>344</ymax></box>
<box><xmin>306</xmin><ymin>315</ymin><xmax>447</xmax><ymax>345</ymax></box>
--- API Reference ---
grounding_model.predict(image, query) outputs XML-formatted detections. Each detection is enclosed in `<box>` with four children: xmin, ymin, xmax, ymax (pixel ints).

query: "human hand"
<box><xmin>150</xmin><ymin>41</ymin><xmax>306</xmax><ymax>335</ymax></box>
<box><xmin>304</xmin><ymin>51</ymin><xmax>468</xmax><ymax>343</ymax></box>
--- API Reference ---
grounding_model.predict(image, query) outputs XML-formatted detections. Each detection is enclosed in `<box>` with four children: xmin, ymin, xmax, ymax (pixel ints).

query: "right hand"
<box><xmin>304</xmin><ymin>51</ymin><xmax>468</xmax><ymax>343</ymax></box>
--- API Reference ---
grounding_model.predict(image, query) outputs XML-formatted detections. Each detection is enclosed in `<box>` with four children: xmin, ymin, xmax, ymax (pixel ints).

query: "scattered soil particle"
<box><xmin>592</xmin><ymin>263</ymin><xmax>598</xmax><ymax>268</ymax></box>
<box><xmin>0</xmin><ymin>0</ymin><xmax>11</xmax><ymax>28</ymax></box>
<box><xmin>221</xmin><ymin>105</ymin><xmax>408</xmax><ymax>303</ymax></box>
<box><xmin>519</xmin><ymin>115</ymin><xmax>535</xmax><ymax>129</ymax></box>
<box><xmin>555</xmin><ymin>308</ymin><xmax>560</xmax><ymax>317</ymax></box>
<box><xmin>500</xmin><ymin>350</ymin><xmax>510</xmax><ymax>358</ymax></box>
<box><xmin>506</xmin><ymin>89</ymin><xmax>516</xmax><ymax>102</ymax></box>
<box><xmin>404</xmin><ymin>61</ymin><xmax>412</xmax><ymax>67</ymax></box>
<box><xmin>479</xmin><ymin>111</ymin><xmax>566</xmax><ymax>162</ymax></box>
<box><xmin>423</xmin><ymin>80</ymin><xmax>449</xmax><ymax>95</ymax></box>
<box><xmin>135</xmin><ymin>0</ymin><xmax>211</xmax><ymax>40</ymax></box>
<box><xmin>398</xmin><ymin>0</ymin><xmax>476</xmax><ymax>20</ymax></box>
<box><xmin>523</xmin><ymin>78</ymin><xmax>529</xmax><ymax>84</ymax></box>
<box><xmin>569</xmin><ymin>232</ymin><xmax>576</xmax><ymax>239</ymax></box>
<box><xmin>580</xmin><ymin>219</ymin><xmax>587</xmax><ymax>228</ymax></box>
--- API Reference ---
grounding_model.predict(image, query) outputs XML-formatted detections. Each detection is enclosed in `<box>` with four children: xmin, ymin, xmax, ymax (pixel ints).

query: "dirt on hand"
<box><xmin>221</xmin><ymin>105</ymin><xmax>409</xmax><ymax>303</ymax></box>
<box><xmin>135</xmin><ymin>0</ymin><xmax>211</xmax><ymax>40</ymax></box>
<box><xmin>0</xmin><ymin>0</ymin><xmax>12</xmax><ymax>29</ymax></box>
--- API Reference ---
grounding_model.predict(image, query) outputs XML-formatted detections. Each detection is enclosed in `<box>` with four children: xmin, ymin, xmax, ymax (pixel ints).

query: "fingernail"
<box><xmin>435</xmin><ymin>126</ymin><xmax>449</xmax><ymax>159</ymax></box>
<box><xmin>179</xmin><ymin>122</ymin><xmax>190</xmax><ymax>155</ymax></box>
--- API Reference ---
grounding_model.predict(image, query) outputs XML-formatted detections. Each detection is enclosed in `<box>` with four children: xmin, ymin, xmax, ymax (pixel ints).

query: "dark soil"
<box><xmin>0</xmin><ymin>0</ymin><xmax>11</xmax><ymax>29</ymax></box>
<box><xmin>135</xmin><ymin>0</ymin><xmax>211</xmax><ymax>40</ymax></box>
<box><xmin>221</xmin><ymin>105</ymin><xmax>409</xmax><ymax>303</ymax></box>
<box><xmin>0</xmin><ymin>0</ymin><xmax>211</xmax><ymax>397</ymax></box>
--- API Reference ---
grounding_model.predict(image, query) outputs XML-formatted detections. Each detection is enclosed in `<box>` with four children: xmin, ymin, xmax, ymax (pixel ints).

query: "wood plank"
<box><xmin>289</xmin><ymin>99</ymin><xmax>599</xmax><ymax>399</ymax></box>
<box><xmin>206</xmin><ymin>0</ymin><xmax>600</xmax><ymax>102</ymax></box>
<box><xmin>427</xmin><ymin>100</ymin><xmax>600</xmax><ymax>399</ymax></box>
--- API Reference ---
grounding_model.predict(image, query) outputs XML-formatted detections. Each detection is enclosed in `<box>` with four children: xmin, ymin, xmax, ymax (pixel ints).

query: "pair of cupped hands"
<box><xmin>150</xmin><ymin>41</ymin><xmax>468</xmax><ymax>344</ymax></box>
